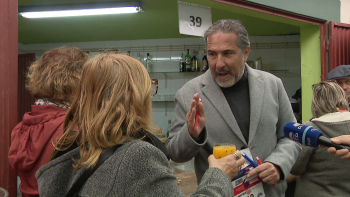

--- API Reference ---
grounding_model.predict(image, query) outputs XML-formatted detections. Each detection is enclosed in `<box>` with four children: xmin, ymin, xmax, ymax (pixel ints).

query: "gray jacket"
<box><xmin>291</xmin><ymin>112</ymin><xmax>350</xmax><ymax>197</ymax></box>
<box><xmin>166</xmin><ymin>65</ymin><xmax>301</xmax><ymax>197</ymax></box>
<box><xmin>36</xmin><ymin>140</ymin><xmax>234</xmax><ymax>197</ymax></box>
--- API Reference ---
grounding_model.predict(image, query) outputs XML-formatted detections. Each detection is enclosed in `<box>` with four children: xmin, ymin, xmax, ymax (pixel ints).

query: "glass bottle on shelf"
<box><xmin>195</xmin><ymin>50</ymin><xmax>200</xmax><ymax>72</ymax></box>
<box><xmin>137</xmin><ymin>53</ymin><xmax>142</xmax><ymax>63</ymax></box>
<box><xmin>179</xmin><ymin>53</ymin><xmax>185</xmax><ymax>72</ymax></box>
<box><xmin>185</xmin><ymin>49</ymin><xmax>192</xmax><ymax>72</ymax></box>
<box><xmin>137</xmin><ymin>53</ymin><xmax>146</xmax><ymax>70</ymax></box>
<box><xmin>146</xmin><ymin>53</ymin><xmax>152</xmax><ymax>72</ymax></box>
<box><xmin>167</xmin><ymin>120</ymin><xmax>172</xmax><ymax>137</ymax></box>
<box><xmin>202</xmin><ymin>50</ymin><xmax>209</xmax><ymax>72</ymax></box>
<box><xmin>191</xmin><ymin>50</ymin><xmax>198</xmax><ymax>72</ymax></box>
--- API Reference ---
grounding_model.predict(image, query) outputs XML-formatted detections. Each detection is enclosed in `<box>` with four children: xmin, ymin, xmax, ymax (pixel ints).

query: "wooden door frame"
<box><xmin>328</xmin><ymin>21</ymin><xmax>350</xmax><ymax>72</ymax></box>
<box><xmin>0</xmin><ymin>0</ymin><xmax>18</xmax><ymax>197</ymax></box>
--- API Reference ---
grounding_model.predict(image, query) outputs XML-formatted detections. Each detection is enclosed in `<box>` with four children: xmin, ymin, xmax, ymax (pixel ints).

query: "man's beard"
<box><xmin>215</xmin><ymin>67</ymin><xmax>245</xmax><ymax>88</ymax></box>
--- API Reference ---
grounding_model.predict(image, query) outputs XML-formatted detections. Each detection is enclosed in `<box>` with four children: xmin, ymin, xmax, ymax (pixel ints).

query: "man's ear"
<box><xmin>244</xmin><ymin>47</ymin><xmax>250</xmax><ymax>62</ymax></box>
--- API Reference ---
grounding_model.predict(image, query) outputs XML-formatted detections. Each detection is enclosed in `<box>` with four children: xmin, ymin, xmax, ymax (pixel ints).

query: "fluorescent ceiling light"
<box><xmin>20</xmin><ymin>7</ymin><xmax>140</xmax><ymax>18</ymax></box>
<box><xmin>19</xmin><ymin>2</ymin><xmax>142</xmax><ymax>18</ymax></box>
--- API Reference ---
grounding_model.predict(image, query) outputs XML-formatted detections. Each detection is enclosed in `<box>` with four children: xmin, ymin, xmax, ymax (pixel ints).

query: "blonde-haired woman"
<box><xmin>288</xmin><ymin>80</ymin><xmax>350</xmax><ymax>197</ymax></box>
<box><xmin>8</xmin><ymin>46</ymin><xmax>88</xmax><ymax>197</ymax></box>
<box><xmin>36</xmin><ymin>53</ymin><xmax>245</xmax><ymax>197</ymax></box>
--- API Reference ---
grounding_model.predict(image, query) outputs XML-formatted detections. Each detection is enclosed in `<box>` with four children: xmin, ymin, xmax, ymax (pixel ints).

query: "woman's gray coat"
<box><xmin>291</xmin><ymin>112</ymin><xmax>350</xmax><ymax>197</ymax></box>
<box><xmin>36</xmin><ymin>140</ymin><xmax>235</xmax><ymax>197</ymax></box>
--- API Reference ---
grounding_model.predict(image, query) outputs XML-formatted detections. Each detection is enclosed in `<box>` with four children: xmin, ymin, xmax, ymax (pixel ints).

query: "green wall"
<box><xmin>300</xmin><ymin>24</ymin><xmax>322</xmax><ymax>122</ymax></box>
<box><xmin>18</xmin><ymin>0</ymin><xmax>306</xmax><ymax>44</ymax></box>
<box><xmin>245</xmin><ymin>0</ymin><xmax>340</xmax><ymax>22</ymax></box>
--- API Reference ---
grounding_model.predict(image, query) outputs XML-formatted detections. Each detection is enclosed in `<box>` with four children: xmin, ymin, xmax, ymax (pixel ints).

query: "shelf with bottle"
<box><xmin>21</xmin><ymin>42</ymin><xmax>300</xmax><ymax>56</ymax></box>
<box><xmin>148</xmin><ymin>48</ymin><xmax>209</xmax><ymax>75</ymax></box>
<box><xmin>145</xmin><ymin>49</ymin><xmax>209</xmax><ymax>92</ymax></box>
<box><xmin>149</xmin><ymin>71</ymin><xmax>203</xmax><ymax>90</ymax></box>
<box><xmin>247</xmin><ymin>59</ymin><xmax>289</xmax><ymax>73</ymax></box>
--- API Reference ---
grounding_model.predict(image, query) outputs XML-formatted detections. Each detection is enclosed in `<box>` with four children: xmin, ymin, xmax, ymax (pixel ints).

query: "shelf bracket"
<box><xmin>165</xmin><ymin>102</ymin><xmax>168</xmax><ymax>116</ymax></box>
<box><xmin>161</xmin><ymin>73</ymin><xmax>168</xmax><ymax>88</ymax></box>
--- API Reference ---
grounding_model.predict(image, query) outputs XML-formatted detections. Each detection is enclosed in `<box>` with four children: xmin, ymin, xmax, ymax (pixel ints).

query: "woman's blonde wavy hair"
<box><xmin>26</xmin><ymin>46</ymin><xmax>88</xmax><ymax>102</ymax></box>
<box><xmin>311</xmin><ymin>81</ymin><xmax>349</xmax><ymax>118</ymax></box>
<box><xmin>54</xmin><ymin>53</ymin><xmax>157</xmax><ymax>170</ymax></box>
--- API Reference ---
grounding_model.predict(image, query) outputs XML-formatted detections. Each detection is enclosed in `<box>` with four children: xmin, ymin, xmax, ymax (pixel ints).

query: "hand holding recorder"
<box><xmin>283</xmin><ymin>122</ymin><xmax>350</xmax><ymax>159</ymax></box>
<box><xmin>327</xmin><ymin>135</ymin><xmax>350</xmax><ymax>161</ymax></box>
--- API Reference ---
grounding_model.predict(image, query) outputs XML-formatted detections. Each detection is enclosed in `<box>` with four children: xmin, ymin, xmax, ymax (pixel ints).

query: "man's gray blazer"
<box><xmin>166</xmin><ymin>65</ymin><xmax>301</xmax><ymax>197</ymax></box>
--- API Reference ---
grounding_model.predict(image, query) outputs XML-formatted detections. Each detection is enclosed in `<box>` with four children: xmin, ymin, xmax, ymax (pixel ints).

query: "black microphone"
<box><xmin>284</xmin><ymin>122</ymin><xmax>350</xmax><ymax>151</ymax></box>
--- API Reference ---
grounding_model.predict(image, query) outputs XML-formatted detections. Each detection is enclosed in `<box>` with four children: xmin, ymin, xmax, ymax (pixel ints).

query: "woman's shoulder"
<box><xmin>313</xmin><ymin>112</ymin><xmax>350</xmax><ymax>123</ymax></box>
<box><xmin>86</xmin><ymin>142</ymin><xmax>174</xmax><ymax>197</ymax></box>
<box><xmin>36</xmin><ymin>147</ymin><xmax>79</xmax><ymax>180</ymax></box>
<box><xmin>117</xmin><ymin>140</ymin><xmax>167</xmax><ymax>160</ymax></box>
<box><xmin>107</xmin><ymin>140</ymin><xmax>170</xmax><ymax>174</ymax></box>
<box><xmin>310</xmin><ymin>112</ymin><xmax>350</xmax><ymax>137</ymax></box>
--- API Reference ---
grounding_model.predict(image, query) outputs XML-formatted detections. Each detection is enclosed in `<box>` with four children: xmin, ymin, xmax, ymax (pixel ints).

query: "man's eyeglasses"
<box><xmin>151</xmin><ymin>79</ymin><xmax>158</xmax><ymax>96</ymax></box>
<box><xmin>312</xmin><ymin>79</ymin><xmax>337</xmax><ymax>89</ymax></box>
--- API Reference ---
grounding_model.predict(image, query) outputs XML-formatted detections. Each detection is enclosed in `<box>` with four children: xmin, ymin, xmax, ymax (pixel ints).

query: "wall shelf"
<box><xmin>19</xmin><ymin>42</ymin><xmax>300</xmax><ymax>55</ymax></box>
<box><xmin>152</xmin><ymin>94</ymin><xmax>175</xmax><ymax>102</ymax></box>
<box><xmin>149</xmin><ymin>71</ymin><xmax>205</xmax><ymax>75</ymax></box>
<box><xmin>263</xmin><ymin>69</ymin><xmax>289</xmax><ymax>72</ymax></box>
<box><xmin>149</xmin><ymin>72</ymin><xmax>203</xmax><ymax>88</ymax></box>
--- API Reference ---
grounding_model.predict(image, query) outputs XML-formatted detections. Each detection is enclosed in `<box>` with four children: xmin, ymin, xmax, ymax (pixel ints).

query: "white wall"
<box><xmin>19</xmin><ymin>35</ymin><xmax>301</xmax><ymax>135</ymax></box>
<box><xmin>245</xmin><ymin>0</ymin><xmax>340</xmax><ymax>22</ymax></box>
<box><xmin>341</xmin><ymin>0</ymin><xmax>350</xmax><ymax>24</ymax></box>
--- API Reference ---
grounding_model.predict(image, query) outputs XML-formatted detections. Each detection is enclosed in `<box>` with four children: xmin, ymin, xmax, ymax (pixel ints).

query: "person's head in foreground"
<box><xmin>26</xmin><ymin>46</ymin><xmax>88</xmax><ymax>108</ymax></box>
<box><xmin>204</xmin><ymin>19</ymin><xmax>250</xmax><ymax>88</ymax></box>
<box><xmin>327</xmin><ymin>65</ymin><xmax>350</xmax><ymax>103</ymax></box>
<box><xmin>311</xmin><ymin>80</ymin><xmax>349</xmax><ymax>118</ymax></box>
<box><xmin>55</xmin><ymin>53</ymin><xmax>157</xmax><ymax>169</ymax></box>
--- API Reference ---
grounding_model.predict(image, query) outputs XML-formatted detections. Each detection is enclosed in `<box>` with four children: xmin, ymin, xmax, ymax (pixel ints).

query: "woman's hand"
<box><xmin>208</xmin><ymin>151</ymin><xmax>245</xmax><ymax>180</ymax></box>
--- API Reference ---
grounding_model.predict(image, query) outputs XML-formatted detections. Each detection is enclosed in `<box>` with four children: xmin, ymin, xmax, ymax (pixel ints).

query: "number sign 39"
<box><xmin>178</xmin><ymin>1</ymin><xmax>212</xmax><ymax>37</ymax></box>
<box><xmin>189</xmin><ymin>16</ymin><xmax>202</xmax><ymax>27</ymax></box>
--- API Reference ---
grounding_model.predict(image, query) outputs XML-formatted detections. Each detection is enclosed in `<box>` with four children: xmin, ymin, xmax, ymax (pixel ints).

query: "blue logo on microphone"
<box><xmin>307</xmin><ymin>138</ymin><xmax>312</xmax><ymax>146</ymax></box>
<box><xmin>289</xmin><ymin>132</ymin><xmax>299</xmax><ymax>142</ymax></box>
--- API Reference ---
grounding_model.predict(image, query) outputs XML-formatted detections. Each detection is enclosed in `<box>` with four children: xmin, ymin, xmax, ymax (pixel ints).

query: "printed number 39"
<box><xmin>190</xmin><ymin>16</ymin><xmax>202</xmax><ymax>27</ymax></box>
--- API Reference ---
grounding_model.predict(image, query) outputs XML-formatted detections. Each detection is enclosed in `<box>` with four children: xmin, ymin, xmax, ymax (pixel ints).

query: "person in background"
<box><xmin>8</xmin><ymin>46</ymin><xmax>88</xmax><ymax>197</ymax></box>
<box><xmin>291</xmin><ymin>87</ymin><xmax>302</xmax><ymax>123</ymax></box>
<box><xmin>166</xmin><ymin>19</ymin><xmax>300</xmax><ymax>197</ymax></box>
<box><xmin>326</xmin><ymin>135</ymin><xmax>350</xmax><ymax>160</ymax></box>
<box><xmin>327</xmin><ymin>65</ymin><xmax>350</xmax><ymax>106</ymax></box>
<box><xmin>35</xmin><ymin>53</ymin><xmax>245</xmax><ymax>197</ymax></box>
<box><xmin>288</xmin><ymin>80</ymin><xmax>350</xmax><ymax>197</ymax></box>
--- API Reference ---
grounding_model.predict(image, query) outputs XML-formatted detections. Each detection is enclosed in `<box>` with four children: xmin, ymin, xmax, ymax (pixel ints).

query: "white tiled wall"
<box><xmin>18</xmin><ymin>35</ymin><xmax>301</xmax><ymax>135</ymax></box>
<box><xmin>247</xmin><ymin>35</ymin><xmax>301</xmax><ymax>107</ymax></box>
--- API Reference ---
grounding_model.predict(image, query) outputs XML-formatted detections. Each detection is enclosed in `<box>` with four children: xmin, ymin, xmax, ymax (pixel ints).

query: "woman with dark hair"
<box><xmin>288</xmin><ymin>80</ymin><xmax>350</xmax><ymax>197</ymax></box>
<box><xmin>8</xmin><ymin>46</ymin><xmax>88</xmax><ymax>197</ymax></box>
<box><xmin>36</xmin><ymin>53</ymin><xmax>245</xmax><ymax>197</ymax></box>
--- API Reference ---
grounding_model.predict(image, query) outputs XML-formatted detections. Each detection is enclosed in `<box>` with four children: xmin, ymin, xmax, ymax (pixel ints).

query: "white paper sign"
<box><xmin>233</xmin><ymin>174</ymin><xmax>265</xmax><ymax>197</ymax></box>
<box><xmin>232</xmin><ymin>148</ymin><xmax>266</xmax><ymax>197</ymax></box>
<box><xmin>178</xmin><ymin>1</ymin><xmax>212</xmax><ymax>37</ymax></box>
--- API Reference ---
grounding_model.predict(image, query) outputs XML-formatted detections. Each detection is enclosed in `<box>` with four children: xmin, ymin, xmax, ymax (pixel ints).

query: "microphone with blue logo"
<box><xmin>283</xmin><ymin>122</ymin><xmax>350</xmax><ymax>151</ymax></box>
